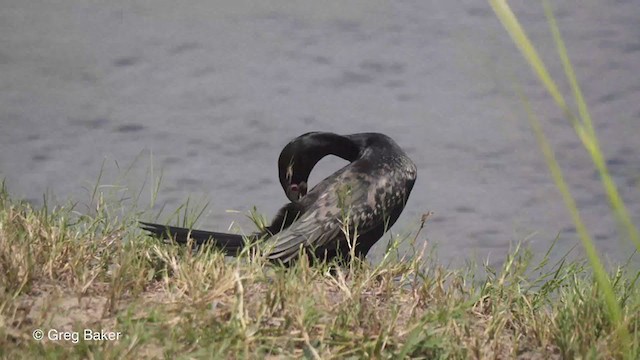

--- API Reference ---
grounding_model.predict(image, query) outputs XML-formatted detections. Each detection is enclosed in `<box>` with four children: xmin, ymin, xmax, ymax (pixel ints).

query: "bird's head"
<box><xmin>280</xmin><ymin>160</ymin><xmax>308</xmax><ymax>202</ymax></box>
<box><xmin>278</xmin><ymin>137</ymin><xmax>313</xmax><ymax>202</ymax></box>
<box><xmin>278</xmin><ymin>132</ymin><xmax>360</xmax><ymax>202</ymax></box>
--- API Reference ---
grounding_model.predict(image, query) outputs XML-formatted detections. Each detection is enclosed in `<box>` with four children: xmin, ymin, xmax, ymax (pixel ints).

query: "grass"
<box><xmin>0</xmin><ymin>182</ymin><xmax>638</xmax><ymax>359</ymax></box>
<box><xmin>490</xmin><ymin>0</ymin><xmax>640</xmax><ymax>356</ymax></box>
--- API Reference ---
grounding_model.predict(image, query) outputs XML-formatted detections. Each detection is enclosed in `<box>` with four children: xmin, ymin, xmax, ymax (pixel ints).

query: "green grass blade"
<box><xmin>542</xmin><ymin>0</ymin><xmax>640</xmax><ymax>251</ymax></box>
<box><xmin>489</xmin><ymin>0</ymin><xmax>632</xmax><ymax>349</ymax></box>
<box><xmin>488</xmin><ymin>0</ymin><xmax>575</xmax><ymax>126</ymax></box>
<box><xmin>518</xmin><ymin>89</ymin><xmax>630</xmax><ymax>348</ymax></box>
<box><xmin>489</xmin><ymin>0</ymin><xmax>639</xmax><ymax>252</ymax></box>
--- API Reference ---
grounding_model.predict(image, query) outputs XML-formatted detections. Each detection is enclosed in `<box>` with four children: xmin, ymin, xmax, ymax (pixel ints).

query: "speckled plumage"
<box><xmin>269</xmin><ymin>132</ymin><xmax>417</xmax><ymax>262</ymax></box>
<box><xmin>140</xmin><ymin>132</ymin><xmax>417</xmax><ymax>265</ymax></box>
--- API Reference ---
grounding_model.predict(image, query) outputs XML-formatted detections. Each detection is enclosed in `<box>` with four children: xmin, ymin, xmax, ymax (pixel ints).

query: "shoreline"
<box><xmin>1</xmin><ymin>188</ymin><xmax>637</xmax><ymax>359</ymax></box>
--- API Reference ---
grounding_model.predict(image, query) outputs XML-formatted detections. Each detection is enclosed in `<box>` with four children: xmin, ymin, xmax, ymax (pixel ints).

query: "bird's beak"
<box><xmin>287</xmin><ymin>181</ymin><xmax>308</xmax><ymax>202</ymax></box>
<box><xmin>288</xmin><ymin>184</ymin><xmax>301</xmax><ymax>201</ymax></box>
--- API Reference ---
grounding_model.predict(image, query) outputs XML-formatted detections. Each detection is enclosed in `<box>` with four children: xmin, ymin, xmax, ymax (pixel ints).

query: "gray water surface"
<box><xmin>1</xmin><ymin>1</ymin><xmax>639</xmax><ymax>267</ymax></box>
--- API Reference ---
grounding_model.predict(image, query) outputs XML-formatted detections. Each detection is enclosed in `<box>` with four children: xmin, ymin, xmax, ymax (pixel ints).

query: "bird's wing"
<box><xmin>266</xmin><ymin>175</ymin><xmax>392</xmax><ymax>262</ymax></box>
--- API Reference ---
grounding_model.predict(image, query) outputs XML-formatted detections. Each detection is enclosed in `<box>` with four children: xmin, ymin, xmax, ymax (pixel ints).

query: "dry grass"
<box><xmin>0</xmin><ymin>184</ymin><xmax>638</xmax><ymax>359</ymax></box>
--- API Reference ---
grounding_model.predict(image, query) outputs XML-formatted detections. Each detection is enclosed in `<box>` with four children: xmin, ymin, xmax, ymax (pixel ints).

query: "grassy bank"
<box><xmin>0</xmin><ymin>185</ymin><xmax>638</xmax><ymax>359</ymax></box>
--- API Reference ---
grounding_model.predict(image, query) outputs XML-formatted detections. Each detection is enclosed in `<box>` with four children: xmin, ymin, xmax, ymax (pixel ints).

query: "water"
<box><xmin>1</xmin><ymin>0</ymin><xmax>638</xmax><ymax>267</ymax></box>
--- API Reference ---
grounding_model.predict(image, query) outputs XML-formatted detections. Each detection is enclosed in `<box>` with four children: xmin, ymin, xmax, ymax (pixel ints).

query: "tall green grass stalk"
<box><xmin>489</xmin><ymin>0</ymin><xmax>637</xmax><ymax>353</ymax></box>
<box><xmin>519</xmin><ymin>89</ymin><xmax>629</xmax><ymax>348</ymax></box>
<box><xmin>488</xmin><ymin>0</ymin><xmax>639</xmax><ymax>251</ymax></box>
<box><xmin>540</xmin><ymin>0</ymin><xmax>640</xmax><ymax>251</ymax></box>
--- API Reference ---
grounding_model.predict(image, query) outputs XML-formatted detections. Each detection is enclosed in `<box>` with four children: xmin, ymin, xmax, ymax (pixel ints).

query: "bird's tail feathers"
<box><xmin>139</xmin><ymin>221</ymin><xmax>257</xmax><ymax>255</ymax></box>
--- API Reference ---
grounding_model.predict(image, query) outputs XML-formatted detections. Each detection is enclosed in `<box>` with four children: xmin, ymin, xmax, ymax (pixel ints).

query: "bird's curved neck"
<box><xmin>279</xmin><ymin>132</ymin><xmax>362</xmax><ymax>198</ymax></box>
<box><xmin>303</xmin><ymin>132</ymin><xmax>361</xmax><ymax>164</ymax></box>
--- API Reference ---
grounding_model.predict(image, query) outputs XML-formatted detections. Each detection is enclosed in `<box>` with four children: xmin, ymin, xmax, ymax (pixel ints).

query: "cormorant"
<box><xmin>140</xmin><ymin>132</ymin><xmax>417</xmax><ymax>264</ymax></box>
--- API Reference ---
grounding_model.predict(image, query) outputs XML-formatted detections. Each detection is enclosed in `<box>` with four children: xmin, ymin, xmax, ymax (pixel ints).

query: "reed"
<box><xmin>489</xmin><ymin>0</ymin><xmax>639</xmax><ymax>355</ymax></box>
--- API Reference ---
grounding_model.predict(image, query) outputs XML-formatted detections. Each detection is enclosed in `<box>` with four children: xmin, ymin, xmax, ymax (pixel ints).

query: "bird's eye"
<box><xmin>286</xmin><ymin>164</ymin><xmax>293</xmax><ymax>181</ymax></box>
<box><xmin>290</xmin><ymin>184</ymin><xmax>299</xmax><ymax>192</ymax></box>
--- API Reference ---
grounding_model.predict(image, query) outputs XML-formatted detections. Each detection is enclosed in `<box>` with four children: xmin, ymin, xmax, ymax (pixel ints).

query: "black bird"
<box><xmin>140</xmin><ymin>132</ymin><xmax>417</xmax><ymax>264</ymax></box>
